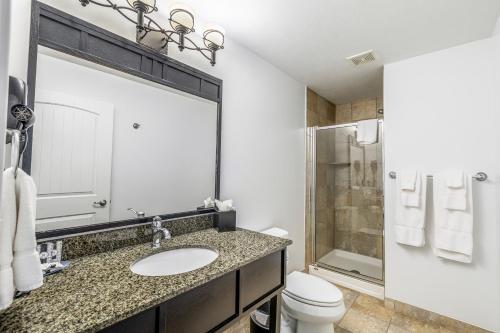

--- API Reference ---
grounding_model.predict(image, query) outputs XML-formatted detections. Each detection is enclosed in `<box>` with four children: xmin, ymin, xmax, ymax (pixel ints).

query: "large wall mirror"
<box><xmin>25</xmin><ymin>3</ymin><xmax>222</xmax><ymax>236</ymax></box>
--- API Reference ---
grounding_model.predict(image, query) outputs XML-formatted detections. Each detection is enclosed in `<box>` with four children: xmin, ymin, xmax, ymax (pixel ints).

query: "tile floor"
<box><xmin>334</xmin><ymin>285</ymin><xmax>456</xmax><ymax>333</ymax></box>
<box><xmin>224</xmin><ymin>285</ymin><xmax>489</xmax><ymax>333</ymax></box>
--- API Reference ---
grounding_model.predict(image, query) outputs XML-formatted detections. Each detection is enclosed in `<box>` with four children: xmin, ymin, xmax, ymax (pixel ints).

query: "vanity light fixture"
<box><xmin>78</xmin><ymin>0</ymin><xmax>225</xmax><ymax>66</ymax></box>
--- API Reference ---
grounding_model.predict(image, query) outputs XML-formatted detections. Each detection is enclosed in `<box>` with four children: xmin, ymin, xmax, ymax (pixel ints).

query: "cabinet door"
<box><xmin>240</xmin><ymin>251</ymin><xmax>284</xmax><ymax>311</ymax></box>
<box><xmin>164</xmin><ymin>272</ymin><xmax>237</xmax><ymax>333</ymax></box>
<box><xmin>99</xmin><ymin>307</ymin><xmax>157</xmax><ymax>333</ymax></box>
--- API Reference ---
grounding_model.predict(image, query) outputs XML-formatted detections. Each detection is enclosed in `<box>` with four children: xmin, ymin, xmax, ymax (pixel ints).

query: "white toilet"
<box><xmin>281</xmin><ymin>271</ymin><xmax>345</xmax><ymax>333</ymax></box>
<box><xmin>262</xmin><ymin>228</ymin><xmax>346</xmax><ymax>333</ymax></box>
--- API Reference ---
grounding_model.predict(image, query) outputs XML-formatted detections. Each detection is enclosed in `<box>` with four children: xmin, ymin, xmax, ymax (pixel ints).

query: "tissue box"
<box><xmin>215</xmin><ymin>210</ymin><xmax>236</xmax><ymax>232</ymax></box>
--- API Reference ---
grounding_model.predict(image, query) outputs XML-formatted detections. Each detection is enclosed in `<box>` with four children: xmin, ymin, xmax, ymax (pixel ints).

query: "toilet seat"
<box><xmin>283</xmin><ymin>271</ymin><xmax>343</xmax><ymax>307</ymax></box>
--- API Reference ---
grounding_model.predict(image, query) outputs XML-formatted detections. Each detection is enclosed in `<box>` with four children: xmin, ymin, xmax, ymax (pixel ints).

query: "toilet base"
<box><xmin>281</xmin><ymin>310</ymin><xmax>337</xmax><ymax>333</ymax></box>
<box><xmin>296</xmin><ymin>321</ymin><xmax>334</xmax><ymax>333</ymax></box>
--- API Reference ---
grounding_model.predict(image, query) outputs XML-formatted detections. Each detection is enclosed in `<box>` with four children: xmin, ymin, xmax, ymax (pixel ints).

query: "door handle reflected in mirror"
<box><xmin>93</xmin><ymin>199</ymin><xmax>107</xmax><ymax>208</ymax></box>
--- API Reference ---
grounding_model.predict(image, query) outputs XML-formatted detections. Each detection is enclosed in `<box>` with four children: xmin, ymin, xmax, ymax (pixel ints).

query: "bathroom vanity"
<box><xmin>0</xmin><ymin>228</ymin><xmax>291</xmax><ymax>332</ymax></box>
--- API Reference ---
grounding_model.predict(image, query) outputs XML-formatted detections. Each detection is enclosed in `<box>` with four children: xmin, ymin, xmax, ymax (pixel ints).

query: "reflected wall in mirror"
<box><xmin>31</xmin><ymin>47</ymin><xmax>218</xmax><ymax>232</ymax></box>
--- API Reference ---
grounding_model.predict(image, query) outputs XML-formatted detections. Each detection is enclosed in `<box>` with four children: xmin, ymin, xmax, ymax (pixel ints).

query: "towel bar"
<box><xmin>388</xmin><ymin>171</ymin><xmax>487</xmax><ymax>182</ymax></box>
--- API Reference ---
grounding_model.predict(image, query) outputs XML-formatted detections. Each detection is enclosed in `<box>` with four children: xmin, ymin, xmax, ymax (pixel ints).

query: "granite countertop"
<box><xmin>0</xmin><ymin>228</ymin><xmax>291</xmax><ymax>333</ymax></box>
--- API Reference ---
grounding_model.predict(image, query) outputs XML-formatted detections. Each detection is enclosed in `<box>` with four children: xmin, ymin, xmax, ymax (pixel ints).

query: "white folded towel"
<box><xmin>356</xmin><ymin>119</ymin><xmax>378</xmax><ymax>145</ymax></box>
<box><xmin>400</xmin><ymin>170</ymin><xmax>421</xmax><ymax>208</ymax></box>
<box><xmin>0</xmin><ymin>168</ymin><xmax>17</xmax><ymax>310</ymax></box>
<box><xmin>445</xmin><ymin>170</ymin><xmax>464</xmax><ymax>189</ymax></box>
<box><xmin>395</xmin><ymin>173</ymin><xmax>427</xmax><ymax>247</ymax></box>
<box><xmin>400</xmin><ymin>169</ymin><xmax>417</xmax><ymax>191</ymax></box>
<box><xmin>444</xmin><ymin>189</ymin><xmax>467</xmax><ymax>211</ymax></box>
<box><xmin>443</xmin><ymin>170</ymin><xmax>466</xmax><ymax>211</ymax></box>
<box><xmin>433</xmin><ymin>172</ymin><xmax>473</xmax><ymax>263</ymax></box>
<box><xmin>12</xmin><ymin>169</ymin><xmax>43</xmax><ymax>292</ymax></box>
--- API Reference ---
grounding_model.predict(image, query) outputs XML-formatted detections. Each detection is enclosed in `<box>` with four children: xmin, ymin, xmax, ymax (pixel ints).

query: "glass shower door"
<box><xmin>313</xmin><ymin>122</ymin><xmax>384</xmax><ymax>283</ymax></box>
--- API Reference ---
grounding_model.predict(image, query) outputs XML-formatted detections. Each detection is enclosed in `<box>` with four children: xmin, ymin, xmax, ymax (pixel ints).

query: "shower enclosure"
<box><xmin>308</xmin><ymin>121</ymin><xmax>384</xmax><ymax>284</ymax></box>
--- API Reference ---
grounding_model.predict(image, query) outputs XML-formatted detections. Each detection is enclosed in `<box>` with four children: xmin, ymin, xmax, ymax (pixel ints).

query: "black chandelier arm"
<box><xmin>143</xmin><ymin>15</ymin><xmax>164</xmax><ymax>32</ymax></box>
<box><xmin>181</xmin><ymin>35</ymin><xmax>213</xmax><ymax>53</ymax></box>
<box><xmin>84</xmin><ymin>0</ymin><xmax>140</xmax><ymax>26</ymax></box>
<box><xmin>114</xmin><ymin>7</ymin><xmax>141</xmax><ymax>26</ymax></box>
<box><xmin>86</xmin><ymin>0</ymin><xmax>115</xmax><ymax>8</ymax></box>
<box><xmin>79</xmin><ymin>0</ymin><xmax>221</xmax><ymax>65</ymax></box>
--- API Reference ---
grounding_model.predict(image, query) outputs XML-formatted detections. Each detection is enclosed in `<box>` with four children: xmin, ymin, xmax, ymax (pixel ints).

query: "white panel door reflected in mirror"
<box><xmin>33</xmin><ymin>47</ymin><xmax>218</xmax><ymax>232</ymax></box>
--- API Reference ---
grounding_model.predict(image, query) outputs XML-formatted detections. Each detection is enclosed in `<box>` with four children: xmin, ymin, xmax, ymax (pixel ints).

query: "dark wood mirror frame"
<box><xmin>26</xmin><ymin>1</ymin><xmax>223</xmax><ymax>239</ymax></box>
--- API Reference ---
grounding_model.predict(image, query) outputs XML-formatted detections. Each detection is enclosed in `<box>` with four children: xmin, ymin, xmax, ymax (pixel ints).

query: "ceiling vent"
<box><xmin>346</xmin><ymin>50</ymin><xmax>376</xmax><ymax>66</ymax></box>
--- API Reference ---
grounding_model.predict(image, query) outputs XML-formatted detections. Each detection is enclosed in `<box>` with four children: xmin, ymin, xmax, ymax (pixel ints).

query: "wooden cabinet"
<box><xmin>100</xmin><ymin>307</ymin><xmax>157</xmax><ymax>333</ymax></box>
<box><xmin>240</xmin><ymin>251</ymin><xmax>284</xmax><ymax>311</ymax></box>
<box><xmin>99</xmin><ymin>249</ymin><xmax>286</xmax><ymax>333</ymax></box>
<box><xmin>165</xmin><ymin>272</ymin><xmax>237</xmax><ymax>333</ymax></box>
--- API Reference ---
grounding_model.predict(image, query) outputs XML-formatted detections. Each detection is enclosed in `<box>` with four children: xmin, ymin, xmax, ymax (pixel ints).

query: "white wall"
<box><xmin>384</xmin><ymin>37</ymin><xmax>500</xmax><ymax>331</ymax></box>
<box><xmin>0</xmin><ymin>0</ymin><xmax>12</xmax><ymax>194</ymax></box>
<box><xmin>494</xmin><ymin>33</ymin><xmax>500</xmax><ymax>330</ymax></box>
<box><xmin>8</xmin><ymin>0</ymin><xmax>306</xmax><ymax>271</ymax></box>
<box><xmin>494</xmin><ymin>13</ymin><xmax>500</xmax><ymax>36</ymax></box>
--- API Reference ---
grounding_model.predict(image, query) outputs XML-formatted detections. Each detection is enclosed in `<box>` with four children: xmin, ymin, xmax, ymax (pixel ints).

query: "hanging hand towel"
<box><xmin>443</xmin><ymin>170</ymin><xmax>466</xmax><ymax>211</ymax></box>
<box><xmin>433</xmin><ymin>172</ymin><xmax>473</xmax><ymax>263</ymax></box>
<box><xmin>400</xmin><ymin>170</ymin><xmax>420</xmax><ymax>208</ymax></box>
<box><xmin>0</xmin><ymin>168</ymin><xmax>17</xmax><ymax>310</ymax></box>
<box><xmin>400</xmin><ymin>169</ymin><xmax>417</xmax><ymax>191</ymax></box>
<box><xmin>395</xmin><ymin>171</ymin><xmax>427</xmax><ymax>247</ymax></box>
<box><xmin>12</xmin><ymin>169</ymin><xmax>43</xmax><ymax>292</ymax></box>
<box><xmin>445</xmin><ymin>170</ymin><xmax>464</xmax><ymax>188</ymax></box>
<box><xmin>356</xmin><ymin>119</ymin><xmax>378</xmax><ymax>145</ymax></box>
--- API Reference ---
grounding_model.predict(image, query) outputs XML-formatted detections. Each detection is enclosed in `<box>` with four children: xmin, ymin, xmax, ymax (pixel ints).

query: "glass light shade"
<box><xmin>203</xmin><ymin>26</ymin><xmax>225</xmax><ymax>49</ymax></box>
<box><xmin>127</xmin><ymin>0</ymin><xmax>156</xmax><ymax>13</ymax></box>
<box><xmin>169</xmin><ymin>4</ymin><xmax>195</xmax><ymax>32</ymax></box>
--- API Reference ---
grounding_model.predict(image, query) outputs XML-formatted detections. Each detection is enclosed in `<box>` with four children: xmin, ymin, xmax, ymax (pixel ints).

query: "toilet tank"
<box><xmin>261</xmin><ymin>227</ymin><xmax>289</xmax><ymax>239</ymax></box>
<box><xmin>261</xmin><ymin>227</ymin><xmax>289</xmax><ymax>265</ymax></box>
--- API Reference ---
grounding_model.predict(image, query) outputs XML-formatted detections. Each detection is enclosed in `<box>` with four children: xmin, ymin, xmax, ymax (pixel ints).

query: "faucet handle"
<box><xmin>127</xmin><ymin>208</ymin><xmax>145</xmax><ymax>218</ymax></box>
<box><xmin>152</xmin><ymin>216</ymin><xmax>162</xmax><ymax>228</ymax></box>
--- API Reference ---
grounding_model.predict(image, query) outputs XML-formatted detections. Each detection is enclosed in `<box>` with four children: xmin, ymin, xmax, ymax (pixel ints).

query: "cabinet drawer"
<box><xmin>164</xmin><ymin>271</ymin><xmax>237</xmax><ymax>333</ymax></box>
<box><xmin>240</xmin><ymin>251</ymin><xmax>284</xmax><ymax>310</ymax></box>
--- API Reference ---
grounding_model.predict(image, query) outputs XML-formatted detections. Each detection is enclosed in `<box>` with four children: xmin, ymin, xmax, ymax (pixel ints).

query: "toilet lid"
<box><xmin>283</xmin><ymin>271</ymin><xmax>343</xmax><ymax>307</ymax></box>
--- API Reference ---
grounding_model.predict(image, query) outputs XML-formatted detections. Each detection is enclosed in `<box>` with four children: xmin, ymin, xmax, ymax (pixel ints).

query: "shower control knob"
<box><xmin>93</xmin><ymin>199</ymin><xmax>107</xmax><ymax>208</ymax></box>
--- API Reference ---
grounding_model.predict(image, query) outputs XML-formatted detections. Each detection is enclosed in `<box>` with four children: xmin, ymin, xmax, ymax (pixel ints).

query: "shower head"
<box><xmin>11</xmin><ymin>104</ymin><xmax>35</xmax><ymax>130</ymax></box>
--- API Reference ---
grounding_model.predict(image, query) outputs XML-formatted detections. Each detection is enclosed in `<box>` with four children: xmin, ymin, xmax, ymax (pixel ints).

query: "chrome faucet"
<box><xmin>127</xmin><ymin>208</ymin><xmax>145</xmax><ymax>218</ymax></box>
<box><xmin>151</xmin><ymin>216</ymin><xmax>171</xmax><ymax>248</ymax></box>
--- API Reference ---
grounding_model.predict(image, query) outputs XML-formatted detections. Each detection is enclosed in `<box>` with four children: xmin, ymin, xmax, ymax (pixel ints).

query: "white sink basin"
<box><xmin>131</xmin><ymin>247</ymin><xmax>218</xmax><ymax>277</ymax></box>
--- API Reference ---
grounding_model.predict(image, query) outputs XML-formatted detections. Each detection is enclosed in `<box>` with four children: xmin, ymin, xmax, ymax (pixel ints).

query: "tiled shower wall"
<box><xmin>305</xmin><ymin>89</ymin><xmax>384</xmax><ymax>269</ymax></box>
<box><xmin>306</xmin><ymin>88</ymin><xmax>336</xmax><ymax>126</ymax></box>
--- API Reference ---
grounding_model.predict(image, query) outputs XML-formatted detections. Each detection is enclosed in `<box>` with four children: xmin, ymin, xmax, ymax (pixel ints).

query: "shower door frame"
<box><xmin>309</xmin><ymin>120</ymin><xmax>385</xmax><ymax>285</ymax></box>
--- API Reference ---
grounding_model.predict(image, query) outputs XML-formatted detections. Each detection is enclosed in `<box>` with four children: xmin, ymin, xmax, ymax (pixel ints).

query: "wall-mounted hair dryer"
<box><xmin>7</xmin><ymin>76</ymin><xmax>35</xmax><ymax>131</ymax></box>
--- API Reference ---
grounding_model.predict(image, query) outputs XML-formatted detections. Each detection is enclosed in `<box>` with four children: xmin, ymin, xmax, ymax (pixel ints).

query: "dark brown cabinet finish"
<box><xmin>165</xmin><ymin>272</ymin><xmax>237</xmax><ymax>333</ymax></box>
<box><xmin>99</xmin><ymin>307</ymin><xmax>157</xmax><ymax>333</ymax></box>
<box><xmin>240</xmin><ymin>250</ymin><xmax>284</xmax><ymax>311</ymax></box>
<box><xmin>98</xmin><ymin>250</ymin><xmax>286</xmax><ymax>333</ymax></box>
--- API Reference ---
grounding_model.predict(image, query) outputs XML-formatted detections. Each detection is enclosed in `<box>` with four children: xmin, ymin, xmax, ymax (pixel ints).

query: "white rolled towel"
<box><xmin>12</xmin><ymin>169</ymin><xmax>43</xmax><ymax>292</ymax></box>
<box><xmin>0</xmin><ymin>168</ymin><xmax>17</xmax><ymax>310</ymax></box>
